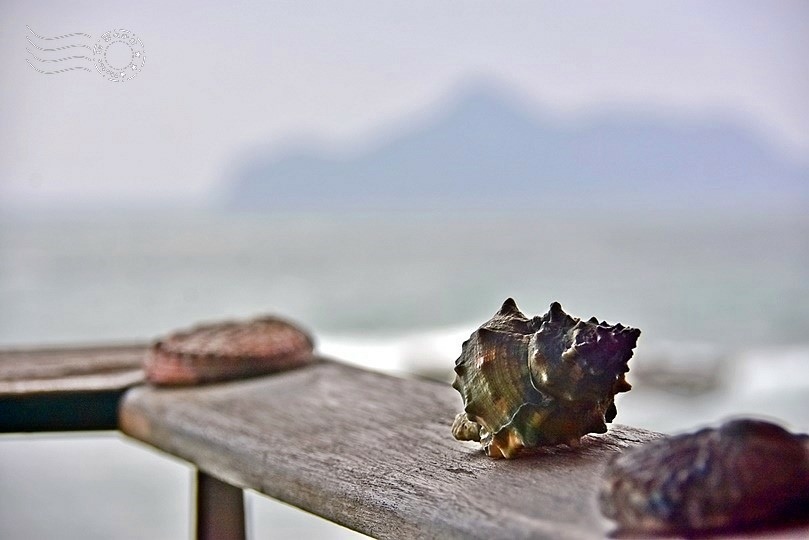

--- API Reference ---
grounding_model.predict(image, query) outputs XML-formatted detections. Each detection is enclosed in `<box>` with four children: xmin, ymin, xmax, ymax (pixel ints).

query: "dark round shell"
<box><xmin>599</xmin><ymin>419</ymin><xmax>809</xmax><ymax>534</ymax></box>
<box><xmin>145</xmin><ymin>316</ymin><xmax>315</xmax><ymax>385</ymax></box>
<box><xmin>452</xmin><ymin>298</ymin><xmax>640</xmax><ymax>458</ymax></box>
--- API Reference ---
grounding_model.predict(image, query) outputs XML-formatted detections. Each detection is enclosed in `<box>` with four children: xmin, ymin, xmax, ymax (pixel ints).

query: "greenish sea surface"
<box><xmin>1</xmin><ymin>210</ymin><xmax>807</xmax><ymax>539</ymax></box>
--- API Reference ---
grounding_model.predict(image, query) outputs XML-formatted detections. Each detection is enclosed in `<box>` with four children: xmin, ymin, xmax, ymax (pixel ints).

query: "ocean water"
<box><xmin>1</xmin><ymin>210</ymin><xmax>808</xmax><ymax>539</ymax></box>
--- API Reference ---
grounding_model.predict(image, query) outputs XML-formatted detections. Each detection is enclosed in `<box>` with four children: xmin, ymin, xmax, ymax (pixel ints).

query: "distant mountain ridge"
<box><xmin>226</xmin><ymin>84</ymin><xmax>808</xmax><ymax>211</ymax></box>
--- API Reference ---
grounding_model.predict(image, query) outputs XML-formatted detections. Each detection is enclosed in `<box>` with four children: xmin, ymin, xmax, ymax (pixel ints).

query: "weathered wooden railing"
<box><xmin>0</xmin><ymin>345</ymin><xmax>144</xmax><ymax>432</ymax></box>
<box><xmin>2</xmin><ymin>345</ymin><xmax>806</xmax><ymax>539</ymax></box>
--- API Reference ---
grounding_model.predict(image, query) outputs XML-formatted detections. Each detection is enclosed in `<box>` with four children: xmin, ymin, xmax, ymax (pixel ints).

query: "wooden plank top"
<box><xmin>0</xmin><ymin>344</ymin><xmax>146</xmax><ymax>397</ymax></box>
<box><xmin>120</xmin><ymin>359</ymin><xmax>662</xmax><ymax>539</ymax></box>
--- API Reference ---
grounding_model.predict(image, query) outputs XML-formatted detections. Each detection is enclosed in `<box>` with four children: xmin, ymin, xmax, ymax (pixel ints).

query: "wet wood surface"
<box><xmin>0</xmin><ymin>344</ymin><xmax>146</xmax><ymax>431</ymax></box>
<box><xmin>120</xmin><ymin>359</ymin><xmax>662</xmax><ymax>539</ymax></box>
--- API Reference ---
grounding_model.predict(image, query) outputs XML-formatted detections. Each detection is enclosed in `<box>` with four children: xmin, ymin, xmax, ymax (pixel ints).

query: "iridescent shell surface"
<box><xmin>599</xmin><ymin>419</ymin><xmax>809</xmax><ymax>535</ymax></box>
<box><xmin>451</xmin><ymin>298</ymin><xmax>640</xmax><ymax>458</ymax></box>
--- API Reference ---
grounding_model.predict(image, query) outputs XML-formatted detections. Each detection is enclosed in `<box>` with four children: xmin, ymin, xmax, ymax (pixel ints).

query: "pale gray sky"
<box><xmin>1</xmin><ymin>0</ymin><xmax>807</xmax><ymax>207</ymax></box>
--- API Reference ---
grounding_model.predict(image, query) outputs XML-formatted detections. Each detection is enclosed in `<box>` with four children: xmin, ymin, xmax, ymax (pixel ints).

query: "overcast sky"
<box><xmin>1</xmin><ymin>1</ymin><xmax>807</xmax><ymax>208</ymax></box>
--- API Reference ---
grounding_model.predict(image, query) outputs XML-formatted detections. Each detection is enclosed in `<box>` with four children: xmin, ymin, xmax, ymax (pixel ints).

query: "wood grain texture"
<box><xmin>0</xmin><ymin>344</ymin><xmax>146</xmax><ymax>396</ymax></box>
<box><xmin>0</xmin><ymin>344</ymin><xmax>146</xmax><ymax>431</ymax></box>
<box><xmin>120</xmin><ymin>359</ymin><xmax>662</xmax><ymax>539</ymax></box>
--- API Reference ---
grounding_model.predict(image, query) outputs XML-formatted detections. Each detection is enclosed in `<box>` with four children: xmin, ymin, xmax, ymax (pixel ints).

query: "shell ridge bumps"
<box><xmin>599</xmin><ymin>419</ymin><xmax>809</xmax><ymax>534</ymax></box>
<box><xmin>452</xmin><ymin>298</ymin><xmax>640</xmax><ymax>458</ymax></box>
<box><xmin>144</xmin><ymin>315</ymin><xmax>315</xmax><ymax>386</ymax></box>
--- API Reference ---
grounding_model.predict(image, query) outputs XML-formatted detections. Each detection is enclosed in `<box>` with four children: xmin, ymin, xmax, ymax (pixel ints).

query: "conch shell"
<box><xmin>451</xmin><ymin>298</ymin><xmax>640</xmax><ymax>458</ymax></box>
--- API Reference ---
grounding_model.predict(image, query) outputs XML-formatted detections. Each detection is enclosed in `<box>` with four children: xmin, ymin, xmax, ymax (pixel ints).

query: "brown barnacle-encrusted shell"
<box><xmin>599</xmin><ymin>419</ymin><xmax>809</xmax><ymax>535</ymax></box>
<box><xmin>145</xmin><ymin>316</ymin><xmax>315</xmax><ymax>386</ymax></box>
<box><xmin>451</xmin><ymin>298</ymin><xmax>640</xmax><ymax>458</ymax></box>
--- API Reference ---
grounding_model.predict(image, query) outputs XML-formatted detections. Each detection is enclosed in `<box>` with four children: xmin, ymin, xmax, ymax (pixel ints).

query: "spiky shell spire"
<box><xmin>452</xmin><ymin>298</ymin><xmax>640</xmax><ymax>458</ymax></box>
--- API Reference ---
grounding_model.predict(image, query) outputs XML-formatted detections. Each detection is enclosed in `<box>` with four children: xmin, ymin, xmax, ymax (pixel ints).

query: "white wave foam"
<box><xmin>318</xmin><ymin>325</ymin><xmax>472</xmax><ymax>378</ymax></box>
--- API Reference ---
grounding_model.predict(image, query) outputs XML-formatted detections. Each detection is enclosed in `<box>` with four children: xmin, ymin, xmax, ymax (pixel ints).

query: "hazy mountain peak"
<box><xmin>444</xmin><ymin>78</ymin><xmax>528</xmax><ymax>112</ymax></box>
<box><xmin>226</xmin><ymin>82</ymin><xmax>808</xmax><ymax>212</ymax></box>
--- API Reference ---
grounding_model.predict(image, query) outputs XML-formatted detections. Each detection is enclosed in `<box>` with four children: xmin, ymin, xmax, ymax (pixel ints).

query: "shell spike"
<box><xmin>499</xmin><ymin>297</ymin><xmax>520</xmax><ymax>313</ymax></box>
<box><xmin>548</xmin><ymin>301</ymin><xmax>564</xmax><ymax>321</ymax></box>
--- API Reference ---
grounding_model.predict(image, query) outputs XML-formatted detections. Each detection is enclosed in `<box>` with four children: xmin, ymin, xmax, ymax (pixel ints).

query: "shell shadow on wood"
<box><xmin>451</xmin><ymin>298</ymin><xmax>640</xmax><ymax>458</ymax></box>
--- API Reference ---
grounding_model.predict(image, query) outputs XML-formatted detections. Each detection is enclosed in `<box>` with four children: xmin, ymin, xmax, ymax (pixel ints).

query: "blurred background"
<box><xmin>1</xmin><ymin>1</ymin><xmax>808</xmax><ymax>538</ymax></box>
